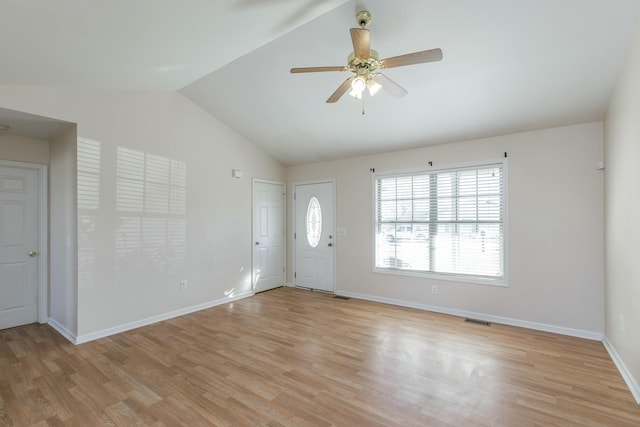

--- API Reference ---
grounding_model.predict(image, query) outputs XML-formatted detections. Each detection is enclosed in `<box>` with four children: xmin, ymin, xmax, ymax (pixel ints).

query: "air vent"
<box><xmin>464</xmin><ymin>318</ymin><xmax>491</xmax><ymax>327</ymax></box>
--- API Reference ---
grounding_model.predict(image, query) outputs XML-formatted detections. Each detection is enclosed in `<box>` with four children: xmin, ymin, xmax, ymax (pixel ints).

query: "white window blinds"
<box><xmin>375</xmin><ymin>162</ymin><xmax>505</xmax><ymax>281</ymax></box>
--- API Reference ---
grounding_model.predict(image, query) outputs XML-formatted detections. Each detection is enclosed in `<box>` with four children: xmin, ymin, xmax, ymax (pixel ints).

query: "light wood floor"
<box><xmin>1</xmin><ymin>287</ymin><xmax>639</xmax><ymax>426</ymax></box>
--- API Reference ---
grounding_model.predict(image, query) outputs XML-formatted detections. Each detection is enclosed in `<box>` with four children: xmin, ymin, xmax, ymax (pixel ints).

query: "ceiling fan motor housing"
<box><xmin>348</xmin><ymin>49</ymin><xmax>380</xmax><ymax>75</ymax></box>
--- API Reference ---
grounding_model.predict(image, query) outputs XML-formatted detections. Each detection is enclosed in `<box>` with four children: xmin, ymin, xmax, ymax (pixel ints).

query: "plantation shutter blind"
<box><xmin>375</xmin><ymin>163</ymin><xmax>504</xmax><ymax>280</ymax></box>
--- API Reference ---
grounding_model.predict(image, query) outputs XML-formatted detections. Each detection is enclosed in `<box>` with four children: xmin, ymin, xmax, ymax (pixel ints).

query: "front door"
<box><xmin>294</xmin><ymin>181</ymin><xmax>335</xmax><ymax>292</ymax></box>
<box><xmin>252</xmin><ymin>180</ymin><xmax>285</xmax><ymax>293</ymax></box>
<box><xmin>0</xmin><ymin>165</ymin><xmax>40</xmax><ymax>330</ymax></box>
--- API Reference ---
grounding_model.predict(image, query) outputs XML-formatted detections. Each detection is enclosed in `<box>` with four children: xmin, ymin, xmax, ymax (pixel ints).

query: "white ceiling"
<box><xmin>1</xmin><ymin>0</ymin><xmax>639</xmax><ymax>164</ymax></box>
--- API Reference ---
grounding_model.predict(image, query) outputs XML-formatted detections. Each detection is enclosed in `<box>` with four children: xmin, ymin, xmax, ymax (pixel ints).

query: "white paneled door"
<box><xmin>294</xmin><ymin>181</ymin><xmax>335</xmax><ymax>293</ymax></box>
<box><xmin>0</xmin><ymin>165</ymin><xmax>40</xmax><ymax>330</ymax></box>
<box><xmin>253</xmin><ymin>180</ymin><xmax>285</xmax><ymax>293</ymax></box>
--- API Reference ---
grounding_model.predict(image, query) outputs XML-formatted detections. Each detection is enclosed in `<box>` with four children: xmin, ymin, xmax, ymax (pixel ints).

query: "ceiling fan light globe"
<box><xmin>367</xmin><ymin>79</ymin><xmax>382</xmax><ymax>96</ymax></box>
<box><xmin>350</xmin><ymin>76</ymin><xmax>366</xmax><ymax>96</ymax></box>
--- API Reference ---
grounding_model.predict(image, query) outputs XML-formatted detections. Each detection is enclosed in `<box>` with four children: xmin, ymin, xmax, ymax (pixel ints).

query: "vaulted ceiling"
<box><xmin>2</xmin><ymin>0</ymin><xmax>640</xmax><ymax>165</ymax></box>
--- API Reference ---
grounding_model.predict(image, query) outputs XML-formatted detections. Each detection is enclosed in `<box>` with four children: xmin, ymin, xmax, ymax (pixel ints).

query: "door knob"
<box><xmin>328</xmin><ymin>243</ymin><xmax>333</xmax><ymax>247</ymax></box>
<box><xmin>28</xmin><ymin>251</ymin><xmax>38</xmax><ymax>257</ymax></box>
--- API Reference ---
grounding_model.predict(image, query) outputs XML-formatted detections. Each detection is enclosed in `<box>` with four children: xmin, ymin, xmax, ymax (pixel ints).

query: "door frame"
<box><xmin>292</xmin><ymin>179</ymin><xmax>336</xmax><ymax>293</ymax></box>
<box><xmin>0</xmin><ymin>159</ymin><xmax>48</xmax><ymax>324</ymax></box>
<box><xmin>252</xmin><ymin>178</ymin><xmax>286</xmax><ymax>292</ymax></box>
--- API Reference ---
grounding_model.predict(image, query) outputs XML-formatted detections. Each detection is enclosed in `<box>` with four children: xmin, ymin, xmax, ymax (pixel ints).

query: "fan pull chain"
<box><xmin>362</xmin><ymin>95</ymin><xmax>366</xmax><ymax>115</ymax></box>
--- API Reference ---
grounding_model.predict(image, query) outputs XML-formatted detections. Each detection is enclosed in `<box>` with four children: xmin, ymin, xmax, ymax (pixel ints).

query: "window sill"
<box><xmin>373</xmin><ymin>267</ymin><xmax>508</xmax><ymax>287</ymax></box>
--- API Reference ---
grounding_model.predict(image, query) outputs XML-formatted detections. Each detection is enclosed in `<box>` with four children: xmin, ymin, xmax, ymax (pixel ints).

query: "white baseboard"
<box><xmin>603</xmin><ymin>337</ymin><xmax>640</xmax><ymax>404</ymax></box>
<box><xmin>335</xmin><ymin>290</ymin><xmax>604</xmax><ymax>341</ymax></box>
<box><xmin>62</xmin><ymin>291</ymin><xmax>254</xmax><ymax>345</ymax></box>
<box><xmin>47</xmin><ymin>318</ymin><xmax>78</xmax><ymax>343</ymax></box>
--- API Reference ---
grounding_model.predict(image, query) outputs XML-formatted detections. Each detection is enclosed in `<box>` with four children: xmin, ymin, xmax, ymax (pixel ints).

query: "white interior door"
<box><xmin>294</xmin><ymin>181</ymin><xmax>335</xmax><ymax>292</ymax></box>
<box><xmin>253</xmin><ymin>180</ymin><xmax>285</xmax><ymax>293</ymax></box>
<box><xmin>0</xmin><ymin>165</ymin><xmax>40</xmax><ymax>330</ymax></box>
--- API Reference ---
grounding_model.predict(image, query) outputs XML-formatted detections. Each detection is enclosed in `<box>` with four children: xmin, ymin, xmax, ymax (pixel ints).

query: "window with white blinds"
<box><xmin>375</xmin><ymin>162</ymin><xmax>505</xmax><ymax>283</ymax></box>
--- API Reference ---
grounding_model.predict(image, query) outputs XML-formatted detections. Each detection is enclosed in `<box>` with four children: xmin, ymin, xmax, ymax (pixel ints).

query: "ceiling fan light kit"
<box><xmin>290</xmin><ymin>10</ymin><xmax>443</xmax><ymax>109</ymax></box>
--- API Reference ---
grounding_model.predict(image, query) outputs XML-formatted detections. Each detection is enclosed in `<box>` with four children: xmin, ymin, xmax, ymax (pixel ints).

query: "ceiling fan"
<box><xmin>290</xmin><ymin>10</ymin><xmax>443</xmax><ymax>104</ymax></box>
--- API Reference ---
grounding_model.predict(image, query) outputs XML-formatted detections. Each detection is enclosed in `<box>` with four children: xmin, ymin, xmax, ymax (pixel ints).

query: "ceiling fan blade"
<box><xmin>326</xmin><ymin>77</ymin><xmax>355</xmax><ymax>103</ymax></box>
<box><xmin>350</xmin><ymin>28</ymin><xmax>371</xmax><ymax>60</ymax></box>
<box><xmin>290</xmin><ymin>66</ymin><xmax>346</xmax><ymax>73</ymax></box>
<box><xmin>372</xmin><ymin>74</ymin><xmax>408</xmax><ymax>97</ymax></box>
<box><xmin>380</xmin><ymin>48</ymin><xmax>443</xmax><ymax>69</ymax></box>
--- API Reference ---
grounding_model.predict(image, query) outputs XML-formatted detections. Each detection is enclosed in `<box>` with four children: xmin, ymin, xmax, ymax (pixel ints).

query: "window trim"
<box><xmin>371</xmin><ymin>159</ymin><xmax>508</xmax><ymax>287</ymax></box>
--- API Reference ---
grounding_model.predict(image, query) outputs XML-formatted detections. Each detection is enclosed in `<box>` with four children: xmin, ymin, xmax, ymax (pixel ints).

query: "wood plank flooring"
<box><xmin>1</xmin><ymin>287</ymin><xmax>639</xmax><ymax>426</ymax></box>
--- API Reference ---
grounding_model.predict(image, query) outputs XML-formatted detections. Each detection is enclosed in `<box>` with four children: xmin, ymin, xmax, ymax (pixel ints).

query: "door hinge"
<box><xmin>283</xmin><ymin>267</ymin><xmax>285</xmax><ymax>273</ymax></box>
<box><xmin>294</xmin><ymin>272</ymin><xmax>296</xmax><ymax>278</ymax></box>
<box><xmin>294</xmin><ymin>232</ymin><xmax>296</xmax><ymax>239</ymax></box>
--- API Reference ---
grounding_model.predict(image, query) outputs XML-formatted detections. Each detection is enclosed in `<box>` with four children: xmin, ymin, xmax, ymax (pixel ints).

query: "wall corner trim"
<box><xmin>62</xmin><ymin>291</ymin><xmax>254</xmax><ymax>345</ymax></box>
<box><xmin>603</xmin><ymin>337</ymin><xmax>640</xmax><ymax>404</ymax></box>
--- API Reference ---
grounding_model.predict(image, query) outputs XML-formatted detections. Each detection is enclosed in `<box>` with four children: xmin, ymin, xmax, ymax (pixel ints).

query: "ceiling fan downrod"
<box><xmin>356</xmin><ymin>10</ymin><xmax>372</xmax><ymax>28</ymax></box>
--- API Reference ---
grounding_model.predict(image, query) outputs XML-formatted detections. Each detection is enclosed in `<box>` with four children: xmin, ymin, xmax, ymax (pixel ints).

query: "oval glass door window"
<box><xmin>306</xmin><ymin>196</ymin><xmax>322</xmax><ymax>248</ymax></box>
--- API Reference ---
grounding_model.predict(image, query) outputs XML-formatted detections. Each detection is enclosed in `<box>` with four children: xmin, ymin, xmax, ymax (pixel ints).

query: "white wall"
<box><xmin>288</xmin><ymin>122</ymin><xmax>604</xmax><ymax>337</ymax></box>
<box><xmin>49</xmin><ymin>126</ymin><xmax>78</xmax><ymax>336</ymax></box>
<box><xmin>0</xmin><ymin>87</ymin><xmax>286</xmax><ymax>340</ymax></box>
<box><xmin>0</xmin><ymin>134</ymin><xmax>49</xmax><ymax>164</ymax></box>
<box><xmin>604</xmin><ymin>20</ymin><xmax>640</xmax><ymax>403</ymax></box>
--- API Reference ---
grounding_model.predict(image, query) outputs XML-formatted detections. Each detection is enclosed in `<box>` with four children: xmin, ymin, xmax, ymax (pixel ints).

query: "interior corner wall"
<box><xmin>0</xmin><ymin>134</ymin><xmax>49</xmax><ymax>164</ymax></box>
<box><xmin>0</xmin><ymin>87</ymin><xmax>286</xmax><ymax>340</ymax></box>
<box><xmin>604</xmin><ymin>20</ymin><xmax>640</xmax><ymax>402</ymax></box>
<box><xmin>287</xmin><ymin>122</ymin><xmax>604</xmax><ymax>337</ymax></box>
<box><xmin>49</xmin><ymin>126</ymin><xmax>78</xmax><ymax>336</ymax></box>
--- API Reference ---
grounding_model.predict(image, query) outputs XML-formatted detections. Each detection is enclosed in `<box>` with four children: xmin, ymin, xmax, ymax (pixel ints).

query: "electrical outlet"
<box><xmin>180</xmin><ymin>280</ymin><xmax>188</xmax><ymax>290</ymax></box>
<box><xmin>432</xmin><ymin>285</ymin><xmax>438</xmax><ymax>295</ymax></box>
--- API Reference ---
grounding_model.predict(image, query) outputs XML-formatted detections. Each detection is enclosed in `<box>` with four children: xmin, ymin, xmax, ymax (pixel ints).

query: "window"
<box><xmin>306</xmin><ymin>196</ymin><xmax>322</xmax><ymax>248</ymax></box>
<box><xmin>375</xmin><ymin>161</ymin><xmax>505</xmax><ymax>283</ymax></box>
